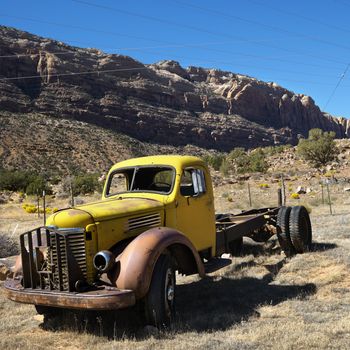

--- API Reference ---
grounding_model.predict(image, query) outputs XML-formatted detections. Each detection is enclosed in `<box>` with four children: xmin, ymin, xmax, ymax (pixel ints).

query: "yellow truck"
<box><xmin>4</xmin><ymin>155</ymin><xmax>312</xmax><ymax>327</ymax></box>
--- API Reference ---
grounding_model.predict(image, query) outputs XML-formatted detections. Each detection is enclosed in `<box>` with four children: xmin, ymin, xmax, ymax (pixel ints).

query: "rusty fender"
<box><xmin>108</xmin><ymin>227</ymin><xmax>205</xmax><ymax>299</ymax></box>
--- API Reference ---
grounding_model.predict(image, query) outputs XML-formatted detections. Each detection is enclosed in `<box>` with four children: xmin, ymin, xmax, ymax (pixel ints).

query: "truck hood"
<box><xmin>46</xmin><ymin>197</ymin><xmax>164</xmax><ymax>229</ymax></box>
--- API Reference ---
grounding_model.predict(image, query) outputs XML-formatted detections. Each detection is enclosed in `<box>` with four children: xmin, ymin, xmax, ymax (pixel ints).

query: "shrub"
<box><xmin>0</xmin><ymin>169</ymin><xmax>52</xmax><ymax>195</ymax></box>
<box><xmin>25</xmin><ymin>176</ymin><xmax>52</xmax><ymax>195</ymax></box>
<box><xmin>249</xmin><ymin>149</ymin><xmax>268</xmax><ymax>173</ymax></box>
<box><xmin>73</xmin><ymin>174</ymin><xmax>102</xmax><ymax>196</ymax></box>
<box><xmin>203</xmin><ymin>154</ymin><xmax>225</xmax><ymax>171</ymax></box>
<box><xmin>297</xmin><ymin>128</ymin><xmax>338</xmax><ymax>167</ymax></box>
<box><xmin>259</xmin><ymin>183</ymin><xmax>269</xmax><ymax>189</ymax></box>
<box><xmin>324</xmin><ymin>170</ymin><xmax>336</xmax><ymax>178</ymax></box>
<box><xmin>22</xmin><ymin>203</ymin><xmax>37</xmax><ymax>213</ymax></box>
<box><xmin>228</xmin><ymin>148</ymin><xmax>250</xmax><ymax>173</ymax></box>
<box><xmin>228</xmin><ymin>147</ymin><xmax>246</xmax><ymax>160</ymax></box>
<box><xmin>22</xmin><ymin>203</ymin><xmax>58</xmax><ymax>214</ymax></box>
<box><xmin>219</xmin><ymin>159</ymin><xmax>230</xmax><ymax>177</ymax></box>
<box><xmin>229</xmin><ymin>148</ymin><xmax>268</xmax><ymax>174</ymax></box>
<box><xmin>0</xmin><ymin>170</ymin><xmax>29</xmax><ymax>192</ymax></box>
<box><xmin>290</xmin><ymin>193</ymin><xmax>300</xmax><ymax>199</ymax></box>
<box><xmin>263</xmin><ymin>144</ymin><xmax>291</xmax><ymax>156</ymax></box>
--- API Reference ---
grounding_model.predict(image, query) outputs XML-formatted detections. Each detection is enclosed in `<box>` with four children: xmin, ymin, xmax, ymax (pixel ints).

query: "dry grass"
<box><xmin>1</xmin><ymin>195</ymin><xmax>350</xmax><ymax>349</ymax></box>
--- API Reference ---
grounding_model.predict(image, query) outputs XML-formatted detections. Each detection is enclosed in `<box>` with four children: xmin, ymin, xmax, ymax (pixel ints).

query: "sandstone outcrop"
<box><xmin>0</xmin><ymin>25</ymin><xmax>348</xmax><ymax>152</ymax></box>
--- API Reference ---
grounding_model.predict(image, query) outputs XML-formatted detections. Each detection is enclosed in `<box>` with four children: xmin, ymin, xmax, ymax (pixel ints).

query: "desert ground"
<box><xmin>0</xmin><ymin>180</ymin><xmax>350</xmax><ymax>349</ymax></box>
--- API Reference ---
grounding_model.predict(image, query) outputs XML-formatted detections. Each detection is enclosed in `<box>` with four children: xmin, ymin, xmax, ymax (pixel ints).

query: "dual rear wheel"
<box><xmin>277</xmin><ymin>205</ymin><xmax>312</xmax><ymax>256</ymax></box>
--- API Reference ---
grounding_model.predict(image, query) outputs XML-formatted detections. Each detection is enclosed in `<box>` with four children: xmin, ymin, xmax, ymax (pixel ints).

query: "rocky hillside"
<box><xmin>0</xmin><ymin>25</ymin><xmax>349</xmax><ymax>157</ymax></box>
<box><xmin>0</xmin><ymin>112</ymin><xmax>210</xmax><ymax>173</ymax></box>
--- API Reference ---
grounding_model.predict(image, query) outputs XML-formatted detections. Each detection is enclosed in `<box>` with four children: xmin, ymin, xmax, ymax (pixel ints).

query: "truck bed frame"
<box><xmin>215</xmin><ymin>207</ymin><xmax>280</xmax><ymax>256</ymax></box>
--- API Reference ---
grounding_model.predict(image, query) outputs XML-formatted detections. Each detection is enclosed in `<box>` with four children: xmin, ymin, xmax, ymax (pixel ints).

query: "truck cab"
<box><xmin>102</xmin><ymin>155</ymin><xmax>216</xmax><ymax>256</ymax></box>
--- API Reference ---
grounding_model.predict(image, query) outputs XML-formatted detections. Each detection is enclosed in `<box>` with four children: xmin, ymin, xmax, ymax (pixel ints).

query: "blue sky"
<box><xmin>1</xmin><ymin>0</ymin><xmax>350</xmax><ymax>118</ymax></box>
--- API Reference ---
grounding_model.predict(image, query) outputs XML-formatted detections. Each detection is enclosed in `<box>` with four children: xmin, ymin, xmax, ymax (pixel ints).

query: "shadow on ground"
<box><xmin>311</xmin><ymin>242</ymin><xmax>337</xmax><ymax>252</ymax></box>
<box><xmin>40</xmin><ymin>257</ymin><xmax>316</xmax><ymax>339</ymax></box>
<box><xmin>175</xmin><ymin>272</ymin><xmax>316</xmax><ymax>332</ymax></box>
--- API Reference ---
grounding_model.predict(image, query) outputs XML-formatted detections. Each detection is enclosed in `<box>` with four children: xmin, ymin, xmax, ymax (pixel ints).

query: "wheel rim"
<box><xmin>164</xmin><ymin>267</ymin><xmax>175</xmax><ymax>318</ymax></box>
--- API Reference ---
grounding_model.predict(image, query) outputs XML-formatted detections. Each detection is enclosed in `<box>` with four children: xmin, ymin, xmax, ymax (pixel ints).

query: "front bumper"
<box><xmin>4</xmin><ymin>279</ymin><xmax>136</xmax><ymax>310</ymax></box>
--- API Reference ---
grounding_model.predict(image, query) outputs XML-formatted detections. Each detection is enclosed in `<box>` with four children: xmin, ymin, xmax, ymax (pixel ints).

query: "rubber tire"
<box><xmin>276</xmin><ymin>206</ymin><xmax>295</xmax><ymax>256</ymax></box>
<box><xmin>289</xmin><ymin>206</ymin><xmax>312</xmax><ymax>253</ymax></box>
<box><xmin>228</xmin><ymin>237</ymin><xmax>243</xmax><ymax>256</ymax></box>
<box><xmin>144</xmin><ymin>254</ymin><xmax>176</xmax><ymax>328</ymax></box>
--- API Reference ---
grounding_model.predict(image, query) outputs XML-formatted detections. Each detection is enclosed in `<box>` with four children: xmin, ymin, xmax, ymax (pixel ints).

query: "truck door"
<box><xmin>176</xmin><ymin>167</ymin><xmax>216</xmax><ymax>254</ymax></box>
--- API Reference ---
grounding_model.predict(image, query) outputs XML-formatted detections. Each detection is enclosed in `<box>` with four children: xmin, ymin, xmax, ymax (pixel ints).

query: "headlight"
<box><xmin>93</xmin><ymin>250</ymin><xmax>115</xmax><ymax>273</ymax></box>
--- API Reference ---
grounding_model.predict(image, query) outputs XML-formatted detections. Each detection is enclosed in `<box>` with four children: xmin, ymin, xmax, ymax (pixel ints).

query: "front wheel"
<box><xmin>143</xmin><ymin>254</ymin><xmax>176</xmax><ymax>328</ymax></box>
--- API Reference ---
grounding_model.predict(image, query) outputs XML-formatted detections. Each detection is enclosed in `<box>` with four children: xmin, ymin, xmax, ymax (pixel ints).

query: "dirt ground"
<box><xmin>1</xmin><ymin>189</ymin><xmax>350</xmax><ymax>349</ymax></box>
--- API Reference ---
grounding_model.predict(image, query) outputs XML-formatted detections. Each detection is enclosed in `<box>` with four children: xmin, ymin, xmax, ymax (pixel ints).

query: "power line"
<box><xmin>1</xmin><ymin>23</ymin><xmax>347</xmax><ymax>72</ymax></box>
<box><xmin>0</xmin><ymin>49</ymin><xmax>347</xmax><ymax>84</ymax></box>
<box><xmin>0</xmin><ymin>40</ymin><xmax>346</xmax><ymax>73</ymax></box>
<box><xmin>0</xmin><ymin>15</ymin><xmax>172</xmax><ymax>45</ymax></box>
<box><xmin>2</xmin><ymin>69</ymin><xmax>349</xmax><ymax>98</ymax></box>
<box><xmin>0</xmin><ymin>66</ymin><xmax>149</xmax><ymax>82</ymax></box>
<box><xmin>323</xmin><ymin>63</ymin><xmax>350</xmax><ymax>110</ymax></box>
<box><xmin>171</xmin><ymin>0</ymin><xmax>350</xmax><ymax>52</ymax></box>
<box><xmin>71</xmin><ymin>0</ymin><xmax>349</xmax><ymax>65</ymax></box>
<box><xmin>1</xmin><ymin>12</ymin><xmax>347</xmax><ymax>66</ymax></box>
<box><xmin>248</xmin><ymin>0</ymin><xmax>350</xmax><ymax>34</ymax></box>
<box><xmin>140</xmin><ymin>47</ymin><xmax>345</xmax><ymax>80</ymax></box>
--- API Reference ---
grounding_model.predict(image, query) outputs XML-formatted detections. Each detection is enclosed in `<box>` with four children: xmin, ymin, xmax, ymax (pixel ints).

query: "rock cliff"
<box><xmin>0</xmin><ymin>25</ymin><xmax>348</xmax><ymax>153</ymax></box>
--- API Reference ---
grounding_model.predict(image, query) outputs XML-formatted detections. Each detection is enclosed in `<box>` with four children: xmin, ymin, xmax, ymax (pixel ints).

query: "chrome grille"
<box><xmin>49</xmin><ymin>230</ymin><xmax>87</xmax><ymax>291</ymax></box>
<box><xmin>126</xmin><ymin>212</ymin><xmax>161</xmax><ymax>231</ymax></box>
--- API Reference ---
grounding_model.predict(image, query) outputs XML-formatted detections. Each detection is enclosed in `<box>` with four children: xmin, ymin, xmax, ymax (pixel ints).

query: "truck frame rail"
<box><xmin>215</xmin><ymin>207</ymin><xmax>279</xmax><ymax>255</ymax></box>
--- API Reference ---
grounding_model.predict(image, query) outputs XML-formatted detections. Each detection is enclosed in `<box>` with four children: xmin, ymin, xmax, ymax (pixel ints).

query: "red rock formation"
<box><xmin>0</xmin><ymin>25</ymin><xmax>347</xmax><ymax>151</ymax></box>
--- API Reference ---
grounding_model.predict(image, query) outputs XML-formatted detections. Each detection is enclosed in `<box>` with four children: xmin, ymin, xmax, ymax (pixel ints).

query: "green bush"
<box><xmin>0</xmin><ymin>169</ymin><xmax>51</xmax><ymax>195</ymax></box>
<box><xmin>0</xmin><ymin>169</ymin><xmax>29</xmax><ymax>192</ymax></box>
<box><xmin>73</xmin><ymin>174</ymin><xmax>102</xmax><ymax>195</ymax></box>
<box><xmin>219</xmin><ymin>159</ymin><xmax>230</xmax><ymax>176</ymax></box>
<box><xmin>297</xmin><ymin>128</ymin><xmax>338</xmax><ymax>167</ymax></box>
<box><xmin>202</xmin><ymin>154</ymin><xmax>225</xmax><ymax>171</ymax></box>
<box><xmin>263</xmin><ymin>144</ymin><xmax>291</xmax><ymax>156</ymax></box>
<box><xmin>228</xmin><ymin>148</ymin><xmax>250</xmax><ymax>173</ymax></box>
<box><xmin>26</xmin><ymin>176</ymin><xmax>52</xmax><ymax>195</ymax></box>
<box><xmin>249</xmin><ymin>149</ymin><xmax>268</xmax><ymax>173</ymax></box>
<box><xmin>228</xmin><ymin>147</ymin><xmax>267</xmax><ymax>174</ymax></box>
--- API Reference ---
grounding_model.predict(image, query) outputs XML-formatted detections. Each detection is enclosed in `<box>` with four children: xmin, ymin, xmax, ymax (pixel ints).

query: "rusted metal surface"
<box><xmin>215</xmin><ymin>207</ymin><xmax>280</xmax><ymax>256</ymax></box>
<box><xmin>4</xmin><ymin>279</ymin><xmax>135</xmax><ymax>310</ymax></box>
<box><xmin>19</xmin><ymin>227</ymin><xmax>88</xmax><ymax>292</ymax></box>
<box><xmin>109</xmin><ymin>227</ymin><xmax>205</xmax><ymax>299</ymax></box>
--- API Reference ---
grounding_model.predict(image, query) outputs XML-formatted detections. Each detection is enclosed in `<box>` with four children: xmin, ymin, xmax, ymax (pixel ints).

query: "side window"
<box><xmin>180</xmin><ymin>168</ymin><xmax>206</xmax><ymax>197</ymax></box>
<box><xmin>107</xmin><ymin>173</ymin><xmax>130</xmax><ymax>195</ymax></box>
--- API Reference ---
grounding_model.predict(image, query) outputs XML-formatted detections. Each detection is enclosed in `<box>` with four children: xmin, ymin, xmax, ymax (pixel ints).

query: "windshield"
<box><xmin>106</xmin><ymin>166</ymin><xmax>175</xmax><ymax>196</ymax></box>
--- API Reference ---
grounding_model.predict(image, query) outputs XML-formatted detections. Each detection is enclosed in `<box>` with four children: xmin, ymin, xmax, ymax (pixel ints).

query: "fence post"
<box><xmin>248</xmin><ymin>182</ymin><xmax>252</xmax><ymax>207</ymax></box>
<box><xmin>37</xmin><ymin>192</ymin><xmax>40</xmax><ymax>218</ymax></box>
<box><xmin>326</xmin><ymin>180</ymin><xmax>333</xmax><ymax>215</ymax></box>
<box><xmin>281</xmin><ymin>174</ymin><xmax>286</xmax><ymax>206</ymax></box>
<box><xmin>321</xmin><ymin>183</ymin><xmax>325</xmax><ymax>205</ymax></box>
<box><xmin>278</xmin><ymin>188</ymin><xmax>282</xmax><ymax>207</ymax></box>
<box><xmin>43</xmin><ymin>190</ymin><xmax>46</xmax><ymax>225</ymax></box>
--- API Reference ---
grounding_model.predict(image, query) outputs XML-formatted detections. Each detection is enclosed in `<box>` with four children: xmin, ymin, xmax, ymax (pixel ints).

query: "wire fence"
<box><xmin>215</xmin><ymin>177</ymin><xmax>350</xmax><ymax>215</ymax></box>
